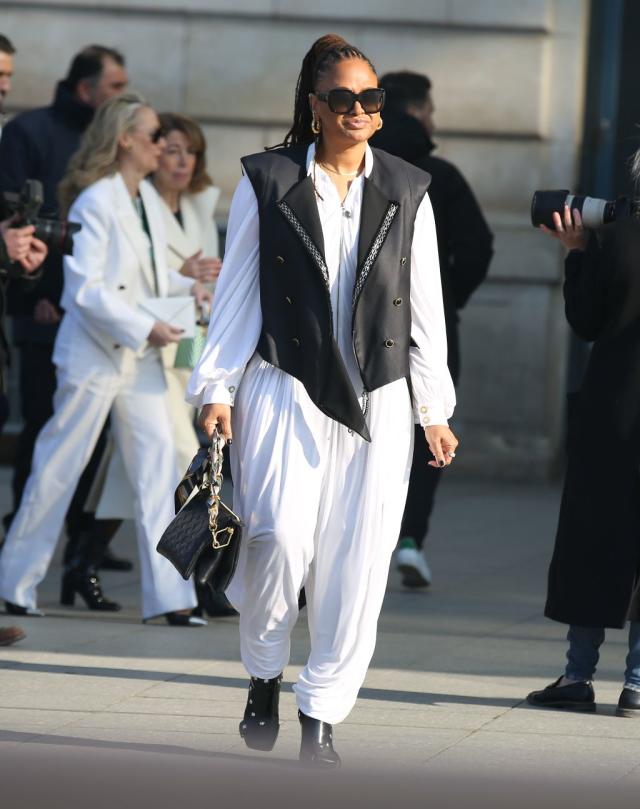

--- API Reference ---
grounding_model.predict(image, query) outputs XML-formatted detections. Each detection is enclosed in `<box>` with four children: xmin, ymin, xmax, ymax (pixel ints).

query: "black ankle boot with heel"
<box><xmin>239</xmin><ymin>674</ymin><xmax>282</xmax><ymax>751</ymax></box>
<box><xmin>298</xmin><ymin>710</ymin><xmax>341</xmax><ymax>768</ymax></box>
<box><xmin>60</xmin><ymin>530</ymin><xmax>121</xmax><ymax>611</ymax></box>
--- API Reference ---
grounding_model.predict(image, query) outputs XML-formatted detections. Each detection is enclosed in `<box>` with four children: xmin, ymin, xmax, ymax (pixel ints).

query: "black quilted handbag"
<box><xmin>157</xmin><ymin>428</ymin><xmax>242</xmax><ymax>594</ymax></box>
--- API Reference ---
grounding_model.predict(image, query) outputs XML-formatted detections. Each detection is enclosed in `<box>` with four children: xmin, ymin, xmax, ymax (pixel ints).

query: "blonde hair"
<box><xmin>59</xmin><ymin>91</ymin><xmax>149</xmax><ymax>214</ymax></box>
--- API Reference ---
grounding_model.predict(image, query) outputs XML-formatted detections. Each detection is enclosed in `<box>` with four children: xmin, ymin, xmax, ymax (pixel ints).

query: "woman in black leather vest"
<box><xmin>188</xmin><ymin>34</ymin><xmax>458</xmax><ymax>766</ymax></box>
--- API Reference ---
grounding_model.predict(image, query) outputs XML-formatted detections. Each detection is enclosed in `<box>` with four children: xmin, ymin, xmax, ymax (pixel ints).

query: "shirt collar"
<box><xmin>305</xmin><ymin>142</ymin><xmax>373</xmax><ymax>178</ymax></box>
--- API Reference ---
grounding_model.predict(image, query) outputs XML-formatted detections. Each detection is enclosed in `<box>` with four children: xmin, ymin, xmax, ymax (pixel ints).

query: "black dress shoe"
<box><xmin>99</xmin><ymin>548</ymin><xmax>133</xmax><ymax>572</ymax></box>
<box><xmin>298</xmin><ymin>710</ymin><xmax>341</xmax><ymax>768</ymax></box>
<box><xmin>616</xmin><ymin>688</ymin><xmax>640</xmax><ymax>718</ymax></box>
<box><xmin>164</xmin><ymin>612</ymin><xmax>207</xmax><ymax>627</ymax></box>
<box><xmin>5</xmin><ymin>601</ymin><xmax>44</xmax><ymax>617</ymax></box>
<box><xmin>239</xmin><ymin>674</ymin><xmax>282</xmax><ymax>751</ymax></box>
<box><xmin>527</xmin><ymin>676</ymin><xmax>596</xmax><ymax>712</ymax></box>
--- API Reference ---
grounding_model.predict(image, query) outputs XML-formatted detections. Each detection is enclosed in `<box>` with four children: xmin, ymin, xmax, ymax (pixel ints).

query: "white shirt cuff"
<box><xmin>414</xmin><ymin>403</ymin><xmax>449</xmax><ymax>428</ymax></box>
<box><xmin>186</xmin><ymin>381</ymin><xmax>238</xmax><ymax>408</ymax></box>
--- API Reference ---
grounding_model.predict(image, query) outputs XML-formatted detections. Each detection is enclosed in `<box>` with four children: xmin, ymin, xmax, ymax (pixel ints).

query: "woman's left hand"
<box><xmin>190</xmin><ymin>280</ymin><xmax>213</xmax><ymax>308</ymax></box>
<box><xmin>540</xmin><ymin>205</ymin><xmax>588</xmax><ymax>252</ymax></box>
<box><xmin>425</xmin><ymin>425</ymin><xmax>459</xmax><ymax>468</ymax></box>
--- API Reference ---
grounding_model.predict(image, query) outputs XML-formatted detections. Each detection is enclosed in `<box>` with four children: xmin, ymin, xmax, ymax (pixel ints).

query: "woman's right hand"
<box><xmin>147</xmin><ymin>320</ymin><xmax>184</xmax><ymax>347</ymax></box>
<box><xmin>540</xmin><ymin>205</ymin><xmax>588</xmax><ymax>252</ymax></box>
<box><xmin>180</xmin><ymin>249</ymin><xmax>222</xmax><ymax>283</ymax></box>
<box><xmin>199</xmin><ymin>403</ymin><xmax>232</xmax><ymax>442</ymax></box>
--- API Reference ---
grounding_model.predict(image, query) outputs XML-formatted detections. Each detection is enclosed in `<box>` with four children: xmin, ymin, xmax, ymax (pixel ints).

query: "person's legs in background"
<box><xmin>527</xmin><ymin>625</ymin><xmax>603</xmax><ymax>712</ymax></box>
<box><xmin>0</xmin><ymin>370</ymin><xmax>115</xmax><ymax>612</ymax></box>
<box><xmin>0</xmin><ymin>375</ymin><xmax>23</xmax><ymax>643</ymax></box>
<box><xmin>617</xmin><ymin>621</ymin><xmax>640</xmax><ymax>717</ymax></box>
<box><xmin>565</xmin><ymin>625</ymin><xmax>606</xmax><ymax>682</ymax></box>
<box><xmin>5</xmin><ymin>341</ymin><xmax>129</xmax><ymax>573</ymax></box>
<box><xmin>8</xmin><ymin>342</ymin><xmax>56</xmax><ymax>523</ymax></box>
<box><xmin>396</xmin><ymin>423</ymin><xmax>440</xmax><ymax>587</ymax></box>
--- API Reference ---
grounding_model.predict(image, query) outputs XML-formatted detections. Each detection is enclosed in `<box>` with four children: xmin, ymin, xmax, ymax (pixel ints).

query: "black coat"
<box><xmin>371</xmin><ymin>111</ymin><xmax>493</xmax><ymax>382</ymax></box>
<box><xmin>0</xmin><ymin>81</ymin><xmax>93</xmax><ymax>320</ymax></box>
<box><xmin>545</xmin><ymin>219</ymin><xmax>640</xmax><ymax>628</ymax></box>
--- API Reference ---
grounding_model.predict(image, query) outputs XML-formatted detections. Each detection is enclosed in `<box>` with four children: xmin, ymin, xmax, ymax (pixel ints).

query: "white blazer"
<box><xmin>54</xmin><ymin>173</ymin><xmax>193</xmax><ymax>376</ymax></box>
<box><xmin>162</xmin><ymin>185</ymin><xmax>221</xmax><ymax>272</ymax></box>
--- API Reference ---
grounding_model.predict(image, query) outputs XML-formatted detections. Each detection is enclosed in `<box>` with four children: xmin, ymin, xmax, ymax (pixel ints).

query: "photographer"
<box><xmin>0</xmin><ymin>217</ymin><xmax>47</xmax><ymax>647</ymax></box>
<box><xmin>527</xmin><ymin>171</ymin><xmax>640</xmax><ymax>718</ymax></box>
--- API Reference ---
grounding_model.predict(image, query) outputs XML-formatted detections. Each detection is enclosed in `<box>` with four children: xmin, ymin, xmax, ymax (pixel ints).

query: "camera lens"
<box><xmin>530</xmin><ymin>190</ymin><xmax>571</xmax><ymax>229</ymax></box>
<box><xmin>32</xmin><ymin>218</ymin><xmax>81</xmax><ymax>255</ymax></box>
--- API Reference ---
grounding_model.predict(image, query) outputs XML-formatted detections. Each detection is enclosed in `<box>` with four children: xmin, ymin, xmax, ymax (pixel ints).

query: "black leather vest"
<box><xmin>241</xmin><ymin>144</ymin><xmax>430</xmax><ymax>441</ymax></box>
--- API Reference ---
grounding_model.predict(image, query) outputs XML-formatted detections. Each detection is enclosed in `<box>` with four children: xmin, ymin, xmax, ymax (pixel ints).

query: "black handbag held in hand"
<box><xmin>157</xmin><ymin>427</ymin><xmax>242</xmax><ymax>594</ymax></box>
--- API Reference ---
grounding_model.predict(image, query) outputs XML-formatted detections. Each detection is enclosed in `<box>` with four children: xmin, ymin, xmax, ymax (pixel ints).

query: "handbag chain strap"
<box><xmin>207</xmin><ymin>427</ymin><xmax>225</xmax><ymax>547</ymax></box>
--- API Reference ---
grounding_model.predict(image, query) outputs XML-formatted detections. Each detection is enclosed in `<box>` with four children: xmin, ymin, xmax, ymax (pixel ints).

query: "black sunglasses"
<box><xmin>149</xmin><ymin>126</ymin><xmax>165</xmax><ymax>144</ymax></box>
<box><xmin>314</xmin><ymin>87</ymin><xmax>385</xmax><ymax>115</ymax></box>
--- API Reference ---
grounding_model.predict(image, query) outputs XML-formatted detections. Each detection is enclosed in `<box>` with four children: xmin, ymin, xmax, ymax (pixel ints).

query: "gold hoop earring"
<box><xmin>311</xmin><ymin>115</ymin><xmax>321</xmax><ymax>136</ymax></box>
<box><xmin>377</xmin><ymin>117</ymin><xmax>383</xmax><ymax>130</ymax></box>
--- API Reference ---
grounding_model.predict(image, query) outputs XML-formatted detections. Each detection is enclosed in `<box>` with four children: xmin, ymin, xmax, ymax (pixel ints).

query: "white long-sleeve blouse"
<box><xmin>187</xmin><ymin>144</ymin><xmax>455</xmax><ymax>428</ymax></box>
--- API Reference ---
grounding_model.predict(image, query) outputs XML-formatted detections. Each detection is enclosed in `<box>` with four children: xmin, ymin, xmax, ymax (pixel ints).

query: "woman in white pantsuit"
<box><xmin>92</xmin><ymin>114</ymin><xmax>221</xmax><ymax>516</ymax></box>
<box><xmin>188</xmin><ymin>35</ymin><xmax>458</xmax><ymax>765</ymax></box>
<box><xmin>0</xmin><ymin>93</ymin><xmax>210</xmax><ymax>625</ymax></box>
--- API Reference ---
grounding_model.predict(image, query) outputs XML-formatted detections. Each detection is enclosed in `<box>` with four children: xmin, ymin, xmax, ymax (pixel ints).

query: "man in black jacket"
<box><xmin>0</xmin><ymin>43</ymin><xmax>129</xmax><ymax>573</ymax></box>
<box><xmin>371</xmin><ymin>70</ymin><xmax>493</xmax><ymax>587</ymax></box>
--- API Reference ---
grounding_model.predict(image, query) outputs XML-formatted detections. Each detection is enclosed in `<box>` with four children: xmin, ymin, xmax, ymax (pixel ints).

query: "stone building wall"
<box><xmin>2</xmin><ymin>0</ymin><xmax>590</xmax><ymax>478</ymax></box>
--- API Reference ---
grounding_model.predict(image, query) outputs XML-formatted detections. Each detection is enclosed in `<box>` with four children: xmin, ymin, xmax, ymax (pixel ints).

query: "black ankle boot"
<box><xmin>298</xmin><ymin>710</ymin><xmax>341</xmax><ymax>768</ymax></box>
<box><xmin>61</xmin><ymin>530</ymin><xmax>121</xmax><ymax>611</ymax></box>
<box><xmin>61</xmin><ymin>568</ymin><xmax>121</xmax><ymax>611</ymax></box>
<box><xmin>239</xmin><ymin>674</ymin><xmax>282</xmax><ymax>751</ymax></box>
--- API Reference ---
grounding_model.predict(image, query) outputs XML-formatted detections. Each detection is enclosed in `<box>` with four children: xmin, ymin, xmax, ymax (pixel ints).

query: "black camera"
<box><xmin>2</xmin><ymin>179</ymin><xmax>81</xmax><ymax>255</ymax></box>
<box><xmin>531</xmin><ymin>189</ymin><xmax>637</xmax><ymax>230</ymax></box>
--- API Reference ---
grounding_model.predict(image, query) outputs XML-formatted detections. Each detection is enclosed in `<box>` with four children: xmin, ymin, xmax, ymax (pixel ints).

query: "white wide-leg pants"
<box><xmin>0</xmin><ymin>353</ymin><xmax>197</xmax><ymax>619</ymax></box>
<box><xmin>226</xmin><ymin>357</ymin><xmax>414</xmax><ymax>725</ymax></box>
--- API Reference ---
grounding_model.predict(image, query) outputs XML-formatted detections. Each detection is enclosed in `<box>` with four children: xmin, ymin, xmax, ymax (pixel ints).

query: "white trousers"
<box><xmin>0</xmin><ymin>352</ymin><xmax>197</xmax><ymax>619</ymax></box>
<box><xmin>226</xmin><ymin>357</ymin><xmax>414</xmax><ymax>725</ymax></box>
<box><xmin>92</xmin><ymin>366</ymin><xmax>199</xmax><ymax>521</ymax></box>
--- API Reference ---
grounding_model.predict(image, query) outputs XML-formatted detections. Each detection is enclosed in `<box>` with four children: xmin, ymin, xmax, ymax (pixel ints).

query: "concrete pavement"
<box><xmin>1</xmin><ymin>469</ymin><xmax>640</xmax><ymax>806</ymax></box>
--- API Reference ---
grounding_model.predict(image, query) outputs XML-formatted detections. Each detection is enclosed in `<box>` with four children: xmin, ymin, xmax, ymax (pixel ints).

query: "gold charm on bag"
<box><xmin>207</xmin><ymin>427</ymin><xmax>237</xmax><ymax>550</ymax></box>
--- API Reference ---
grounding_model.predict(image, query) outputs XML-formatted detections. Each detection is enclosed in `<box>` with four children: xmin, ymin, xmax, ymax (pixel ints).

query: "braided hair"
<box><xmin>282</xmin><ymin>34</ymin><xmax>377</xmax><ymax>147</ymax></box>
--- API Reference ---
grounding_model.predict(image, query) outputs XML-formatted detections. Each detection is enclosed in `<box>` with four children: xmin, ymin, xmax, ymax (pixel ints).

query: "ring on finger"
<box><xmin>448</xmin><ymin>451</ymin><xmax>456</xmax><ymax>458</ymax></box>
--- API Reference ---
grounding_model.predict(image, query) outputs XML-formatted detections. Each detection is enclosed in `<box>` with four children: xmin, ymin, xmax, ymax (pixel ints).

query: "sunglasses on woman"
<box><xmin>314</xmin><ymin>87</ymin><xmax>385</xmax><ymax>115</ymax></box>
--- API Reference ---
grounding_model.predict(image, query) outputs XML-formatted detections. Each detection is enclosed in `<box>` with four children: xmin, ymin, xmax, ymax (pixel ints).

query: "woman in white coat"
<box><xmin>188</xmin><ymin>35</ymin><xmax>458</xmax><ymax>765</ymax></box>
<box><xmin>93</xmin><ymin>114</ymin><xmax>220</xmax><ymax>517</ymax></box>
<box><xmin>0</xmin><ymin>93</ymin><xmax>210</xmax><ymax>626</ymax></box>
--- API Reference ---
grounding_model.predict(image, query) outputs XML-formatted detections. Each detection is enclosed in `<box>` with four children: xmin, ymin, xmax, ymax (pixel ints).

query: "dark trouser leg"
<box><xmin>63</xmin><ymin>423</ymin><xmax>111</xmax><ymax>560</ymax></box>
<box><xmin>398</xmin><ymin>424</ymin><xmax>443</xmax><ymax>550</ymax></box>
<box><xmin>0</xmin><ymin>391</ymin><xmax>9</xmax><ymax>436</ymax></box>
<box><xmin>11</xmin><ymin>342</ymin><xmax>56</xmax><ymax>514</ymax></box>
<box><xmin>565</xmin><ymin>625</ymin><xmax>605</xmax><ymax>682</ymax></box>
<box><xmin>624</xmin><ymin>622</ymin><xmax>640</xmax><ymax>691</ymax></box>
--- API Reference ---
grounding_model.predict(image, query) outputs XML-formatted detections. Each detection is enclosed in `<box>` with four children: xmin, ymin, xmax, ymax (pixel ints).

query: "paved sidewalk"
<box><xmin>1</xmin><ymin>469</ymin><xmax>640</xmax><ymax>806</ymax></box>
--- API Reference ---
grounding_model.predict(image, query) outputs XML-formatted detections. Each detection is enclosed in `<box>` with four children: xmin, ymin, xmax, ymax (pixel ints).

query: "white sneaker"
<box><xmin>396</xmin><ymin>539</ymin><xmax>432</xmax><ymax>588</ymax></box>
